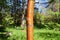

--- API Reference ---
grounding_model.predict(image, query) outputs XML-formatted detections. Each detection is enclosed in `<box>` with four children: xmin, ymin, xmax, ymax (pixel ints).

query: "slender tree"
<box><xmin>21</xmin><ymin>0</ymin><xmax>26</xmax><ymax>27</ymax></box>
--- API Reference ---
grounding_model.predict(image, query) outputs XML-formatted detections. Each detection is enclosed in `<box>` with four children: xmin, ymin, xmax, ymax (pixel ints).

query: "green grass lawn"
<box><xmin>0</xmin><ymin>27</ymin><xmax>60</xmax><ymax>40</ymax></box>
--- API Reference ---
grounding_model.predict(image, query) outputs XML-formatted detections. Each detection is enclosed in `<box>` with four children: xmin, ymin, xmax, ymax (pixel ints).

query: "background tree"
<box><xmin>49</xmin><ymin>0</ymin><xmax>60</xmax><ymax>12</ymax></box>
<box><xmin>21</xmin><ymin>0</ymin><xmax>26</xmax><ymax>27</ymax></box>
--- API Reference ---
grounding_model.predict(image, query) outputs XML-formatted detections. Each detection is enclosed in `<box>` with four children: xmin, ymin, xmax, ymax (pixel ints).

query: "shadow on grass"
<box><xmin>0</xmin><ymin>25</ymin><xmax>6</xmax><ymax>32</ymax></box>
<box><xmin>0</xmin><ymin>34</ymin><xmax>8</xmax><ymax>40</ymax></box>
<box><xmin>0</xmin><ymin>25</ymin><xmax>8</xmax><ymax>40</ymax></box>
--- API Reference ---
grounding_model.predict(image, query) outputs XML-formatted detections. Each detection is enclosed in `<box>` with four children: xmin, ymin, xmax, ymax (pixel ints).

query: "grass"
<box><xmin>6</xmin><ymin>27</ymin><xmax>26</xmax><ymax>40</ymax></box>
<box><xmin>0</xmin><ymin>27</ymin><xmax>60</xmax><ymax>40</ymax></box>
<box><xmin>34</xmin><ymin>29</ymin><xmax>60</xmax><ymax>40</ymax></box>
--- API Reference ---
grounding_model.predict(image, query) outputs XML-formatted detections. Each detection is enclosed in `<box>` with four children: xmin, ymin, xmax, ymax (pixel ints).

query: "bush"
<box><xmin>34</xmin><ymin>11</ymin><xmax>60</xmax><ymax>30</ymax></box>
<box><xmin>2</xmin><ymin>12</ymin><xmax>14</xmax><ymax>27</ymax></box>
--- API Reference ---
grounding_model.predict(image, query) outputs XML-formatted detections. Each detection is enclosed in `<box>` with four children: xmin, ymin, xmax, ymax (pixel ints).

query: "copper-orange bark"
<box><xmin>27</xmin><ymin>0</ymin><xmax>35</xmax><ymax>40</ymax></box>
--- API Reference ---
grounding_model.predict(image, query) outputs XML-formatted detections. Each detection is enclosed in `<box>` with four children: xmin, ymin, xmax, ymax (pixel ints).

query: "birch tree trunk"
<box><xmin>21</xmin><ymin>0</ymin><xmax>26</xmax><ymax>28</ymax></box>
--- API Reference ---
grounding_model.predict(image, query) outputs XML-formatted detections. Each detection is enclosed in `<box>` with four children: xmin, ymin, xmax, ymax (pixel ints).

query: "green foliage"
<box><xmin>2</xmin><ymin>12</ymin><xmax>14</xmax><ymax>27</ymax></box>
<box><xmin>34</xmin><ymin>11</ymin><xmax>60</xmax><ymax>30</ymax></box>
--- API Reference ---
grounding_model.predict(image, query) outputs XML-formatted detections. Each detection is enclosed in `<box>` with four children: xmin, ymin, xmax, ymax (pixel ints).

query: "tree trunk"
<box><xmin>21</xmin><ymin>0</ymin><xmax>26</xmax><ymax>28</ymax></box>
<box><xmin>27</xmin><ymin>0</ymin><xmax>35</xmax><ymax>40</ymax></box>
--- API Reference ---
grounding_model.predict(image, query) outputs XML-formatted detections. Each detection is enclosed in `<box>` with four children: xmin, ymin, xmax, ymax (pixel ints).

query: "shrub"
<box><xmin>34</xmin><ymin>11</ymin><xmax>60</xmax><ymax>30</ymax></box>
<box><xmin>2</xmin><ymin>12</ymin><xmax>14</xmax><ymax>27</ymax></box>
